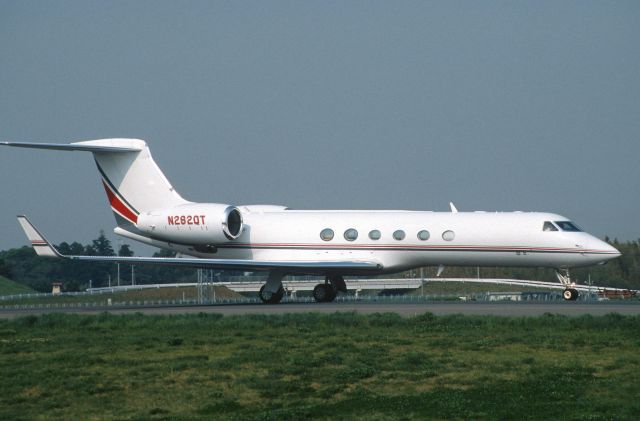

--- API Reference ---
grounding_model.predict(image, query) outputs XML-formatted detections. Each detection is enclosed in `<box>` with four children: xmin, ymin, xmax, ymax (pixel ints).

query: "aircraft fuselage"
<box><xmin>127</xmin><ymin>207</ymin><xmax>619</xmax><ymax>275</ymax></box>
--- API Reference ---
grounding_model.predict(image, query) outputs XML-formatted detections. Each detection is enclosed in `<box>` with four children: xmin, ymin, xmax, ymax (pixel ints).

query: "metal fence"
<box><xmin>0</xmin><ymin>289</ymin><xmax>120</xmax><ymax>302</ymax></box>
<box><xmin>2</xmin><ymin>276</ymin><xmax>631</xmax><ymax>310</ymax></box>
<box><xmin>0</xmin><ymin>291</ymin><xmax>588</xmax><ymax>312</ymax></box>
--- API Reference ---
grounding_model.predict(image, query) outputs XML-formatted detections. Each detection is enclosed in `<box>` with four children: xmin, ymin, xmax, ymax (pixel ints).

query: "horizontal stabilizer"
<box><xmin>1</xmin><ymin>140</ymin><xmax>142</xmax><ymax>153</ymax></box>
<box><xmin>17</xmin><ymin>216</ymin><xmax>383</xmax><ymax>274</ymax></box>
<box><xmin>3</xmin><ymin>139</ymin><xmax>186</xmax><ymax>218</ymax></box>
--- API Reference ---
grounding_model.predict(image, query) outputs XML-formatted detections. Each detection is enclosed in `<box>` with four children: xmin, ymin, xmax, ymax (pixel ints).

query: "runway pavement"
<box><xmin>1</xmin><ymin>301</ymin><xmax>639</xmax><ymax>318</ymax></box>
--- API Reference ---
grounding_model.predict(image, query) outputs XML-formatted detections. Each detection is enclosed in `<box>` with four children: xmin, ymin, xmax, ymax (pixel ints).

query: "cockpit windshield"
<box><xmin>542</xmin><ymin>221</ymin><xmax>558</xmax><ymax>232</ymax></box>
<box><xmin>555</xmin><ymin>221</ymin><xmax>582</xmax><ymax>232</ymax></box>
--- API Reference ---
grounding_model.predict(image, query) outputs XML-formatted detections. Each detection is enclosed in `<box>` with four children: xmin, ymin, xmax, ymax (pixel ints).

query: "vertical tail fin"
<box><xmin>2</xmin><ymin>138</ymin><xmax>189</xmax><ymax>226</ymax></box>
<box><xmin>85</xmin><ymin>139</ymin><xmax>189</xmax><ymax>225</ymax></box>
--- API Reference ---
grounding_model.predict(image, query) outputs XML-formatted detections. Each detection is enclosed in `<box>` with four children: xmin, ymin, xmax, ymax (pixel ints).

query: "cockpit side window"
<box><xmin>543</xmin><ymin>221</ymin><xmax>558</xmax><ymax>232</ymax></box>
<box><xmin>555</xmin><ymin>221</ymin><xmax>582</xmax><ymax>232</ymax></box>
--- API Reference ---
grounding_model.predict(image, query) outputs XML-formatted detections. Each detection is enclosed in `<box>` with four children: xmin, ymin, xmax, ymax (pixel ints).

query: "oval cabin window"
<box><xmin>417</xmin><ymin>230</ymin><xmax>430</xmax><ymax>241</ymax></box>
<box><xmin>442</xmin><ymin>230</ymin><xmax>455</xmax><ymax>241</ymax></box>
<box><xmin>344</xmin><ymin>228</ymin><xmax>358</xmax><ymax>241</ymax></box>
<box><xmin>393</xmin><ymin>230</ymin><xmax>406</xmax><ymax>241</ymax></box>
<box><xmin>320</xmin><ymin>228</ymin><xmax>334</xmax><ymax>241</ymax></box>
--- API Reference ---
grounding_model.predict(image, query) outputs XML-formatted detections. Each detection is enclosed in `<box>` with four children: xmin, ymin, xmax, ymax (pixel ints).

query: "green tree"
<box><xmin>153</xmin><ymin>249</ymin><xmax>177</xmax><ymax>258</ymax></box>
<box><xmin>57</xmin><ymin>242</ymin><xmax>72</xmax><ymax>255</ymax></box>
<box><xmin>69</xmin><ymin>242</ymin><xmax>84</xmax><ymax>255</ymax></box>
<box><xmin>0</xmin><ymin>258</ymin><xmax>11</xmax><ymax>278</ymax></box>
<box><xmin>92</xmin><ymin>230</ymin><xmax>115</xmax><ymax>256</ymax></box>
<box><xmin>118</xmin><ymin>244</ymin><xmax>134</xmax><ymax>257</ymax></box>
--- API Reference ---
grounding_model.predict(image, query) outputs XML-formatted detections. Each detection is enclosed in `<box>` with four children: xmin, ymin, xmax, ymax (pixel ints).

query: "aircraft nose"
<box><xmin>591</xmin><ymin>238</ymin><xmax>621</xmax><ymax>262</ymax></box>
<box><xmin>607</xmin><ymin>243</ymin><xmax>622</xmax><ymax>258</ymax></box>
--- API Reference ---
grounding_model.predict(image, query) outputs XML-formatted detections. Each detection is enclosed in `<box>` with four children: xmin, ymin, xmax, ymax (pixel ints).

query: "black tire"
<box><xmin>259</xmin><ymin>285</ymin><xmax>284</xmax><ymax>304</ymax></box>
<box><xmin>272</xmin><ymin>286</ymin><xmax>285</xmax><ymax>303</ymax></box>
<box><xmin>327</xmin><ymin>275</ymin><xmax>347</xmax><ymax>293</ymax></box>
<box><xmin>562</xmin><ymin>288</ymin><xmax>579</xmax><ymax>301</ymax></box>
<box><xmin>325</xmin><ymin>286</ymin><xmax>337</xmax><ymax>302</ymax></box>
<box><xmin>313</xmin><ymin>284</ymin><xmax>337</xmax><ymax>302</ymax></box>
<box><xmin>313</xmin><ymin>284</ymin><xmax>329</xmax><ymax>302</ymax></box>
<box><xmin>570</xmin><ymin>288</ymin><xmax>579</xmax><ymax>301</ymax></box>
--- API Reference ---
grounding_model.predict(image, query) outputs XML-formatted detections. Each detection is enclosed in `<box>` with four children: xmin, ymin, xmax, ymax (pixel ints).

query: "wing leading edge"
<box><xmin>16</xmin><ymin>216</ymin><xmax>383</xmax><ymax>273</ymax></box>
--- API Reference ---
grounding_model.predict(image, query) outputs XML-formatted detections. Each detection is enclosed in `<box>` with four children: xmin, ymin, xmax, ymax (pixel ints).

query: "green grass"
<box><xmin>0</xmin><ymin>275</ymin><xmax>36</xmax><ymax>296</ymax></box>
<box><xmin>1</xmin><ymin>312</ymin><xmax>639</xmax><ymax>420</ymax></box>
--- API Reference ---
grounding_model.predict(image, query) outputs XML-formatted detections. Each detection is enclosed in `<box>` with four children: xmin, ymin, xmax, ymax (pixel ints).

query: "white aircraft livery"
<box><xmin>1</xmin><ymin>138</ymin><xmax>620</xmax><ymax>302</ymax></box>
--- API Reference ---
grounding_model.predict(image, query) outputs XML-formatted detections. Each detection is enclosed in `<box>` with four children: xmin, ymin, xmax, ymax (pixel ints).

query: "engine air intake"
<box><xmin>223</xmin><ymin>206</ymin><xmax>243</xmax><ymax>239</ymax></box>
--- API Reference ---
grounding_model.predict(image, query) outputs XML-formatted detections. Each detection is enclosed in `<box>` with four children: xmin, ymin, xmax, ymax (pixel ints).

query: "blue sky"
<box><xmin>1</xmin><ymin>1</ymin><xmax>638</xmax><ymax>252</ymax></box>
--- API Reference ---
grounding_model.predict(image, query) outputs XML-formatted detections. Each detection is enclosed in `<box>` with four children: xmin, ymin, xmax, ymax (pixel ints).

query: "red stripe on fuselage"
<box><xmin>101</xmin><ymin>180</ymin><xmax>138</xmax><ymax>223</ymax></box>
<box><xmin>213</xmin><ymin>243</ymin><xmax>617</xmax><ymax>254</ymax></box>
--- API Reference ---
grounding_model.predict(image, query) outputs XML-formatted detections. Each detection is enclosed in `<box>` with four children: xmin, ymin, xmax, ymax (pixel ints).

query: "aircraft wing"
<box><xmin>17</xmin><ymin>216</ymin><xmax>383</xmax><ymax>273</ymax></box>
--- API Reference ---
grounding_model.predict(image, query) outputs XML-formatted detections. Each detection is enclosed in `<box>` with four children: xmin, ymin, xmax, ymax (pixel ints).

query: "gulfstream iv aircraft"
<box><xmin>2</xmin><ymin>139</ymin><xmax>620</xmax><ymax>302</ymax></box>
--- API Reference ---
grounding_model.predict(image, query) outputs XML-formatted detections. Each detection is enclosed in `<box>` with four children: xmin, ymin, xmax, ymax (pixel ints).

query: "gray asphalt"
<box><xmin>1</xmin><ymin>301</ymin><xmax>640</xmax><ymax>318</ymax></box>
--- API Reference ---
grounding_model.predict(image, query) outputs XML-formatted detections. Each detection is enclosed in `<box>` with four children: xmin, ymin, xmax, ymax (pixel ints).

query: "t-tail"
<box><xmin>1</xmin><ymin>138</ymin><xmax>189</xmax><ymax>228</ymax></box>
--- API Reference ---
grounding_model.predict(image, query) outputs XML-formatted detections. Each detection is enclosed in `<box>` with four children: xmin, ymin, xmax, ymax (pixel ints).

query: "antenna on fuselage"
<box><xmin>449</xmin><ymin>202</ymin><xmax>458</xmax><ymax>213</ymax></box>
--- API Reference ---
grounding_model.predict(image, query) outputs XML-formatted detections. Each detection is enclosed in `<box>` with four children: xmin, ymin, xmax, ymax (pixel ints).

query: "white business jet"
<box><xmin>1</xmin><ymin>139</ymin><xmax>620</xmax><ymax>302</ymax></box>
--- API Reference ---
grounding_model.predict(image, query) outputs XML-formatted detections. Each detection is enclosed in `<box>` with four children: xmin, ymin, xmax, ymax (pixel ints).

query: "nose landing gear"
<box><xmin>258</xmin><ymin>271</ymin><xmax>285</xmax><ymax>304</ymax></box>
<box><xmin>562</xmin><ymin>288</ymin><xmax>579</xmax><ymax>301</ymax></box>
<box><xmin>556</xmin><ymin>269</ymin><xmax>580</xmax><ymax>301</ymax></box>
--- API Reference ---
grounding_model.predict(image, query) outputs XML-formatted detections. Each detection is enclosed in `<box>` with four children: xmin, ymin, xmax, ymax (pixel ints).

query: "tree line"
<box><xmin>0</xmin><ymin>231</ymin><xmax>198</xmax><ymax>292</ymax></box>
<box><xmin>0</xmin><ymin>233</ymin><xmax>638</xmax><ymax>292</ymax></box>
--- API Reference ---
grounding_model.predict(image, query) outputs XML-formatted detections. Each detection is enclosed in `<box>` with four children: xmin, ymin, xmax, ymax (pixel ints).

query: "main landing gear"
<box><xmin>258</xmin><ymin>271</ymin><xmax>285</xmax><ymax>304</ymax></box>
<box><xmin>258</xmin><ymin>273</ymin><xmax>347</xmax><ymax>304</ymax></box>
<box><xmin>258</xmin><ymin>284</ymin><xmax>284</xmax><ymax>304</ymax></box>
<box><xmin>556</xmin><ymin>269</ymin><xmax>579</xmax><ymax>301</ymax></box>
<box><xmin>313</xmin><ymin>275</ymin><xmax>346</xmax><ymax>303</ymax></box>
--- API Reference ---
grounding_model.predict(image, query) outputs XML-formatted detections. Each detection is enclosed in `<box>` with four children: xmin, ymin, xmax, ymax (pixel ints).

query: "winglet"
<box><xmin>17</xmin><ymin>215</ymin><xmax>63</xmax><ymax>258</ymax></box>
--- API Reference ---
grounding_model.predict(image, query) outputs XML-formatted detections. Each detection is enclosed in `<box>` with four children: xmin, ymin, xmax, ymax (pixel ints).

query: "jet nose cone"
<box><xmin>594</xmin><ymin>239</ymin><xmax>621</xmax><ymax>261</ymax></box>
<box><xmin>609</xmin><ymin>244</ymin><xmax>622</xmax><ymax>258</ymax></box>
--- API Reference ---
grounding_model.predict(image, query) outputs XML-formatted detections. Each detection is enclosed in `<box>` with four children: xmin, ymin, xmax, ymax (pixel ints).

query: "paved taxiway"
<box><xmin>1</xmin><ymin>301</ymin><xmax>639</xmax><ymax>318</ymax></box>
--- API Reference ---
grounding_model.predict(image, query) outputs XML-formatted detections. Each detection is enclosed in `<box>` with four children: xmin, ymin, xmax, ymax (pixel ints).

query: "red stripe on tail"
<box><xmin>102</xmin><ymin>181</ymin><xmax>138</xmax><ymax>223</ymax></box>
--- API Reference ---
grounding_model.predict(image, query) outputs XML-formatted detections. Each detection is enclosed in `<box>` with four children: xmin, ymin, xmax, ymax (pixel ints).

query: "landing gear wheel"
<box><xmin>313</xmin><ymin>284</ymin><xmax>328</xmax><ymax>302</ymax></box>
<box><xmin>563</xmin><ymin>288</ymin><xmax>579</xmax><ymax>301</ymax></box>
<box><xmin>327</xmin><ymin>275</ymin><xmax>347</xmax><ymax>293</ymax></box>
<box><xmin>259</xmin><ymin>285</ymin><xmax>284</xmax><ymax>304</ymax></box>
<box><xmin>313</xmin><ymin>284</ymin><xmax>337</xmax><ymax>303</ymax></box>
<box><xmin>325</xmin><ymin>286</ymin><xmax>337</xmax><ymax>302</ymax></box>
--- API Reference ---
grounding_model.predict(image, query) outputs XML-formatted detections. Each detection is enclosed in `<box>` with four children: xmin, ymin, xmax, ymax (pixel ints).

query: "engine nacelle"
<box><xmin>136</xmin><ymin>203</ymin><xmax>243</xmax><ymax>244</ymax></box>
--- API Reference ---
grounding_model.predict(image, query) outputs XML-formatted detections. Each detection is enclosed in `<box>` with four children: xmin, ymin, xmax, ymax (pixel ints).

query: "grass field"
<box><xmin>0</xmin><ymin>275</ymin><xmax>36</xmax><ymax>295</ymax></box>
<box><xmin>1</xmin><ymin>312</ymin><xmax>639</xmax><ymax>420</ymax></box>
